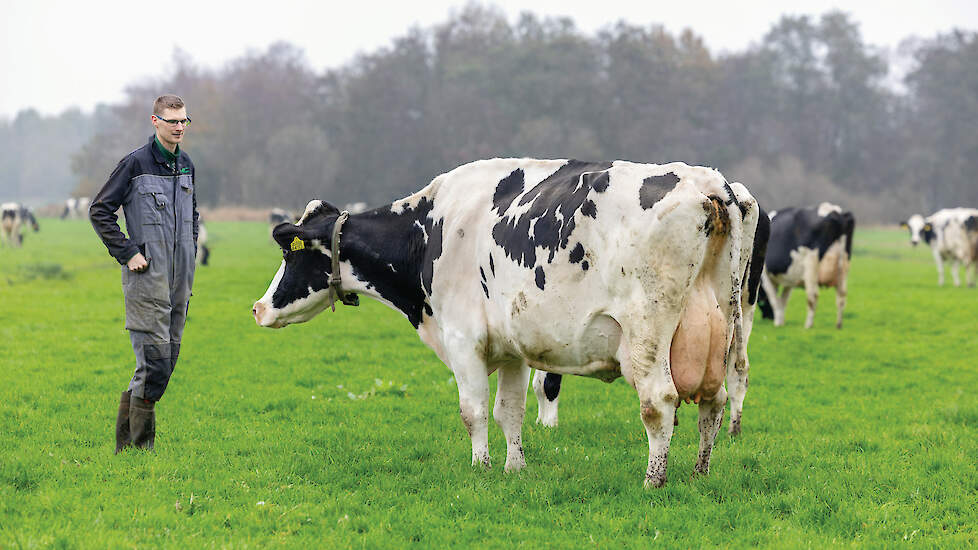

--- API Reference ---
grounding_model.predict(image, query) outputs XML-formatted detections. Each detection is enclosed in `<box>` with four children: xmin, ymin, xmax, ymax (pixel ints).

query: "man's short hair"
<box><xmin>153</xmin><ymin>95</ymin><xmax>185</xmax><ymax>116</ymax></box>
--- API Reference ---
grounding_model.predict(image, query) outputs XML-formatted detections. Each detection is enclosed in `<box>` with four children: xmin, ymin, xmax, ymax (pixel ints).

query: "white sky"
<box><xmin>2</xmin><ymin>0</ymin><xmax>976</xmax><ymax>119</ymax></box>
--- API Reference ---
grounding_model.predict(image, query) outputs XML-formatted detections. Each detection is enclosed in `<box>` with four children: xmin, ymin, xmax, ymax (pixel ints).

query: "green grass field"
<box><xmin>1</xmin><ymin>219</ymin><xmax>976</xmax><ymax>548</ymax></box>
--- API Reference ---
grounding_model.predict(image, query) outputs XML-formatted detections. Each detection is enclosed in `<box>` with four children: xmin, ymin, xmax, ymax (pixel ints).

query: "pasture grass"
<box><xmin>1</xmin><ymin>219</ymin><xmax>976</xmax><ymax>548</ymax></box>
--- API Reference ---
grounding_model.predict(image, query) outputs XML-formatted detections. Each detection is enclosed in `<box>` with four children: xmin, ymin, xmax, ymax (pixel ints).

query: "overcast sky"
<box><xmin>2</xmin><ymin>0</ymin><xmax>976</xmax><ymax>119</ymax></box>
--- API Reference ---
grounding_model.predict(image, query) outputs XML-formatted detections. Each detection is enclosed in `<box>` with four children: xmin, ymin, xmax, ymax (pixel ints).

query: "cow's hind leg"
<box><xmin>951</xmin><ymin>259</ymin><xmax>962</xmax><ymax>287</ymax></box>
<box><xmin>531</xmin><ymin>369</ymin><xmax>560</xmax><ymax>427</ymax></box>
<box><xmin>494</xmin><ymin>362</ymin><xmax>531</xmax><ymax>472</ymax></box>
<box><xmin>835</xmin><ymin>279</ymin><xmax>848</xmax><ymax>329</ymax></box>
<box><xmin>625</xmin><ymin>333</ymin><xmax>679</xmax><ymax>488</ymax></box>
<box><xmin>695</xmin><ymin>386</ymin><xmax>727</xmax><ymax>475</ymax></box>
<box><xmin>803</xmin><ymin>257</ymin><xmax>819</xmax><ymax>329</ymax></box>
<box><xmin>450</xmin><ymin>351</ymin><xmax>492</xmax><ymax>468</ymax></box>
<box><xmin>726</xmin><ymin>332</ymin><xmax>749</xmax><ymax>436</ymax></box>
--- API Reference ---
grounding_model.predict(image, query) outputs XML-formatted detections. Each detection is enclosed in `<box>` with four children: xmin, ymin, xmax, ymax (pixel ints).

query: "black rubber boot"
<box><xmin>129</xmin><ymin>398</ymin><xmax>156</xmax><ymax>451</ymax></box>
<box><xmin>115</xmin><ymin>390</ymin><xmax>132</xmax><ymax>454</ymax></box>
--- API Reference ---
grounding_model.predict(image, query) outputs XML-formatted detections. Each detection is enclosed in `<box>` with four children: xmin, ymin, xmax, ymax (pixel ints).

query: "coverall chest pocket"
<box><xmin>133</xmin><ymin>180</ymin><xmax>167</xmax><ymax>243</ymax></box>
<box><xmin>178</xmin><ymin>178</ymin><xmax>194</xmax><ymax>222</ymax></box>
<box><xmin>136</xmin><ymin>182</ymin><xmax>167</xmax><ymax>225</ymax></box>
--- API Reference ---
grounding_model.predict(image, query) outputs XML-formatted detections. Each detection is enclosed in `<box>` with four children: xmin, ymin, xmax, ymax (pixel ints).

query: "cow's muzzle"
<box><xmin>252</xmin><ymin>301</ymin><xmax>284</xmax><ymax>328</ymax></box>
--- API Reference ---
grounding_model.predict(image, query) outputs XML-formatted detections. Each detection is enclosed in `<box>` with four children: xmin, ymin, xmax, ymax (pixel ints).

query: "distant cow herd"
<box><xmin>4</xmin><ymin>161</ymin><xmax>976</xmax><ymax>487</ymax></box>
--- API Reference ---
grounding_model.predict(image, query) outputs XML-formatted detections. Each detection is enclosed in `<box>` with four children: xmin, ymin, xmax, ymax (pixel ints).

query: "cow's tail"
<box><xmin>842</xmin><ymin>211</ymin><xmax>855</xmax><ymax>259</ymax></box>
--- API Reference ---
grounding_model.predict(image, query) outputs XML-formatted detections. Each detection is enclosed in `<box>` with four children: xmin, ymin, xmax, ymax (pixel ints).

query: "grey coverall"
<box><xmin>90</xmin><ymin>135</ymin><xmax>198</xmax><ymax>401</ymax></box>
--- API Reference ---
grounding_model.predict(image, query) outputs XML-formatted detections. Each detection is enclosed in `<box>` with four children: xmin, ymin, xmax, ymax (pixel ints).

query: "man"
<box><xmin>90</xmin><ymin>94</ymin><xmax>198</xmax><ymax>453</ymax></box>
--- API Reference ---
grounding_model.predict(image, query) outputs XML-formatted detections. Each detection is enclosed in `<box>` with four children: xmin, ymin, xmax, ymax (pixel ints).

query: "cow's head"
<box><xmin>23</xmin><ymin>209</ymin><xmax>39</xmax><ymax>232</ymax></box>
<box><xmin>901</xmin><ymin>214</ymin><xmax>932</xmax><ymax>246</ymax></box>
<box><xmin>253</xmin><ymin>200</ymin><xmax>343</xmax><ymax>328</ymax></box>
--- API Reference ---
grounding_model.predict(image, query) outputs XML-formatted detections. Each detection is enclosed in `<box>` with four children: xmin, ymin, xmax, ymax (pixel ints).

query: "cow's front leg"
<box><xmin>694</xmin><ymin>386</ymin><xmax>727</xmax><ymax>476</ymax></box>
<box><xmin>531</xmin><ymin>369</ymin><xmax>560</xmax><ymax>427</ymax></box>
<box><xmin>803</xmin><ymin>257</ymin><xmax>819</xmax><ymax>329</ymax></box>
<box><xmin>494</xmin><ymin>362</ymin><xmax>531</xmax><ymax>471</ymax></box>
<box><xmin>934</xmin><ymin>249</ymin><xmax>945</xmax><ymax>286</ymax></box>
<box><xmin>450</xmin><ymin>353</ymin><xmax>492</xmax><ymax>468</ymax></box>
<box><xmin>968</xmin><ymin>261</ymin><xmax>977</xmax><ymax>288</ymax></box>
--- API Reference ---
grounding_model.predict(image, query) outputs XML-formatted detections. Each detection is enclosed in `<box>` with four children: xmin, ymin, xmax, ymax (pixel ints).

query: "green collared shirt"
<box><xmin>154</xmin><ymin>136</ymin><xmax>180</xmax><ymax>163</ymax></box>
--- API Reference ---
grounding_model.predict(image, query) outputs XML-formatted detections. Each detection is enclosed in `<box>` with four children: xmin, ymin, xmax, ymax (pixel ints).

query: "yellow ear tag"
<box><xmin>290</xmin><ymin>237</ymin><xmax>305</xmax><ymax>252</ymax></box>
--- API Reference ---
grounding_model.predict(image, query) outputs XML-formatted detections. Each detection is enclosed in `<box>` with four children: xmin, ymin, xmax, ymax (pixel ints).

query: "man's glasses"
<box><xmin>154</xmin><ymin>115</ymin><xmax>192</xmax><ymax>127</ymax></box>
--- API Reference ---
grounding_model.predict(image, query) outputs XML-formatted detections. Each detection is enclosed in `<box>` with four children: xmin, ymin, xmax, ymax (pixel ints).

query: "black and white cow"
<box><xmin>759</xmin><ymin>203</ymin><xmax>854</xmax><ymax>329</ymax></box>
<box><xmin>61</xmin><ymin>197</ymin><xmax>91</xmax><ymax>219</ymax></box>
<box><xmin>252</xmin><ymin>159</ymin><xmax>764</xmax><ymax>487</ymax></box>
<box><xmin>269</xmin><ymin>208</ymin><xmax>296</xmax><ymax>241</ymax></box>
<box><xmin>1</xmin><ymin>202</ymin><xmax>40</xmax><ymax>248</ymax></box>
<box><xmin>532</xmin><ymin>191</ymin><xmax>769</xmax><ymax>434</ymax></box>
<box><xmin>269</xmin><ymin>208</ymin><xmax>296</xmax><ymax>226</ymax></box>
<box><xmin>197</xmin><ymin>219</ymin><xmax>210</xmax><ymax>266</ymax></box>
<box><xmin>902</xmin><ymin>208</ymin><xmax>978</xmax><ymax>287</ymax></box>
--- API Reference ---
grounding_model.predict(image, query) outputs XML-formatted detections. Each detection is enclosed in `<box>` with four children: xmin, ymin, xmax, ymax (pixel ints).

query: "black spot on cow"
<box><xmin>765</xmin><ymin>206</ymin><xmax>853</xmax><ymax>276</ymax></box>
<box><xmin>481</xmin><ymin>282</ymin><xmax>489</xmax><ymax>299</ymax></box>
<box><xmin>584</xmin><ymin>171</ymin><xmax>610</xmax><ymax>192</ymax></box>
<box><xmin>535</xmin><ymin>266</ymin><xmax>546</xmax><ymax>290</ymax></box>
<box><xmin>581</xmin><ymin>199</ymin><xmax>597</xmax><ymax>218</ymax></box>
<box><xmin>489</xmin><ymin>254</ymin><xmax>495</xmax><ymax>276</ymax></box>
<box><xmin>569</xmin><ymin>242</ymin><xmax>585</xmax><ymax>263</ymax></box>
<box><xmin>747</xmin><ymin>207</ymin><xmax>770</xmax><ymax>306</ymax></box>
<box><xmin>966</xmin><ymin>216</ymin><xmax>978</xmax><ymax>232</ymax></box>
<box><xmin>479</xmin><ymin>266</ymin><xmax>486</xmax><ymax>282</ymax></box>
<box><xmin>492</xmin><ymin>160</ymin><xmax>614</xmax><ymax>269</ymax></box>
<box><xmin>639</xmin><ymin>173</ymin><xmax>679</xmax><ymax>210</ymax></box>
<box><xmin>581</xmin><ymin>261</ymin><xmax>589</xmax><ymax>271</ymax></box>
<box><xmin>543</xmin><ymin>373</ymin><xmax>562</xmax><ymax>401</ymax></box>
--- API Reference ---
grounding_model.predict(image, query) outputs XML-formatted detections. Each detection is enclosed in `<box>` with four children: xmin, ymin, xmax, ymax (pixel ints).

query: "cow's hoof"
<box><xmin>504</xmin><ymin>458</ymin><xmax>526</xmax><ymax>473</ymax></box>
<box><xmin>728</xmin><ymin>419</ymin><xmax>741</xmax><ymax>436</ymax></box>
<box><xmin>471</xmin><ymin>454</ymin><xmax>491</xmax><ymax>469</ymax></box>
<box><xmin>644</xmin><ymin>475</ymin><xmax>667</xmax><ymax>489</ymax></box>
<box><xmin>535</xmin><ymin>415</ymin><xmax>558</xmax><ymax>428</ymax></box>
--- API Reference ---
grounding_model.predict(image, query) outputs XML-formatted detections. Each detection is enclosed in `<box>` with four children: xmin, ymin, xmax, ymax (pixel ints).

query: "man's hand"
<box><xmin>127</xmin><ymin>252</ymin><xmax>149</xmax><ymax>273</ymax></box>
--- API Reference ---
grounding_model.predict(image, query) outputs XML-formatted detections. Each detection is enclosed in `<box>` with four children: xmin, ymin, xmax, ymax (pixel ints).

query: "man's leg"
<box><xmin>128</xmin><ymin>331</ymin><xmax>172</xmax><ymax>450</ymax></box>
<box><xmin>114</xmin><ymin>390</ymin><xmax>132</xmax><ymax>453</ymax></box>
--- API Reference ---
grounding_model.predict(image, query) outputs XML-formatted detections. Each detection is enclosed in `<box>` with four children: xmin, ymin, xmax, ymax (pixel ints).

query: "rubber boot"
<box><xmin>115</xmin><ymin>390</ymin><xmax>132</xmax><ymax>454</ymax></box>
<box><xmin>129</xmin><ymin>398</ymin><xmax>156</xmax><ymax>451</ymax></box>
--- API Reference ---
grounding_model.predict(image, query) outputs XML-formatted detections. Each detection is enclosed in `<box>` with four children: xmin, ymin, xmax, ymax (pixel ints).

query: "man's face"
<box><xmin>152</xmin><ymin>107</ymin><xmax>189</xmax><ymax>149</ymax></box>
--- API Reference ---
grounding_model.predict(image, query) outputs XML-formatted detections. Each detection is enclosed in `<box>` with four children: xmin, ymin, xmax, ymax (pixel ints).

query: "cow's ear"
<box><xmin>899</xmin><ymin>221</ymin><xmax>908</xmax><ymax>228</ymax></box>
<box><xmin>272</xmin><ymin>222</ymin><xmax>306</xmax><ymax>251</ymax></box>
<box><xmin>924</xmin><ymin>224</ymin><xmax>932</xmax><ymax>232</ymax></box>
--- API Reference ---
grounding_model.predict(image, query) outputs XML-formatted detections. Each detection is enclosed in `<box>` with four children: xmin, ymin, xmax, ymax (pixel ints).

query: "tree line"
<box><xmin>2</xmin><ymin>5</ymin><xmax>976</xmax><ymax>222</ymax></box>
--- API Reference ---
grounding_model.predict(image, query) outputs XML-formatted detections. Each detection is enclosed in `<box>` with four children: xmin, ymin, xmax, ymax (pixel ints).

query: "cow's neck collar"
<box><xmin>334</xmin><ymin>201</ymin><xmax>436</xmax><ymax>329</ymax></box>
<box><xmin>327</xmin><ymin>211</ymin><xmax>359</xmax><ymax>310</ymax></box>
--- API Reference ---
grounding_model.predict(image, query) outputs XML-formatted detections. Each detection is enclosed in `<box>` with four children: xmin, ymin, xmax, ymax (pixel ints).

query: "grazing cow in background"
<box><xmin>197</xmin><ymin>220</ymin><xmax>211</xmax><ymax>266</ymax></box>
<box><xmin>902</xmin><ymin>208</ymin><xmax>978</xmax><ymax>287</ymax></box>
<box><xmin>343</xmin><ymin>202</ymin><xmax>368</xmax><ymax>214</ymax></box>
<box><xmin>532</xmin><ymin>197</ymin><xmax>769</xmax><ymax>434</ymax></box>
<box><xmin>252</xmin><ymin>158</ymin><xmax>764</xmax><ymax>487</ymax></box>
<box><xmin>760</xmin><ymin>203</ymin><xmax>854</xmax><ymax>329</ymax></box>
<box><xmin>1</xmin><ymin>203</ymin><xmax>40</xmax><ymax>247</ymax></box>
<box><xmin>61</xmin><ymin>197</ymin><xmax>91</xmax><ymax>219</ymax></box>
<box><xmin>268</xmin><ymin>208</ymin><xmax>295</xmax><ymax>225</ymax></box>
<box><xmin>268</xmin><ymin>208</ymin><xmax>296</xmax><ymax>241</ymax></box>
